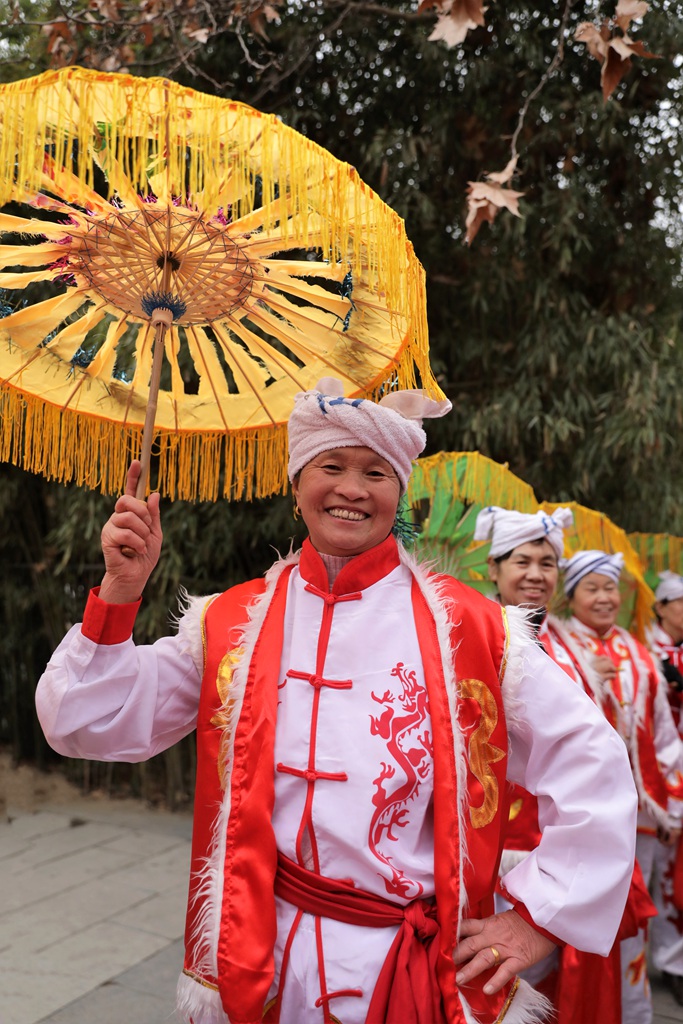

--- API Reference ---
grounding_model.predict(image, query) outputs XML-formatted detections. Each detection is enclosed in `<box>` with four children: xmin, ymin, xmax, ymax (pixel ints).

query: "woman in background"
<box><xmin>566</xmin><ymin>551</ymin><xmax>683</xmax><ymax>1024</ymax></box>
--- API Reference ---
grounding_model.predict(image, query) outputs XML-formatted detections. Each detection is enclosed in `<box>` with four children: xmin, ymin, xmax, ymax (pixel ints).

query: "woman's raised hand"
<box><xmin>99</xmin><ymin>461</ymin><xmax>163</xmax><ymax>603</ymax></box>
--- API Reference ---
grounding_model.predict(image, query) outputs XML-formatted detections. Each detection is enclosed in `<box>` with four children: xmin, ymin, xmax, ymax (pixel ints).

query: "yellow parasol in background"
<box><xmin>628</xmin><ymin>532</ymin><xmax>683</xmax><ymax>581</ymax></box>
<box><xmin>0</xmin><ymin>67</ymin><xmax>439</xmax><ymax>501</ymax></box>
<box><xmin>407</xmin><ymin>451</ymin><xmax>655</xmax><ymax>639</ymax></box>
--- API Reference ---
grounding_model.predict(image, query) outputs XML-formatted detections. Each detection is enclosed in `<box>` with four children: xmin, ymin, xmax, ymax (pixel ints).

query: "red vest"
<box><xmin>181</xmin><ymin>540</ymin><xmax>516</xmax><ymax>1024</ymax></box>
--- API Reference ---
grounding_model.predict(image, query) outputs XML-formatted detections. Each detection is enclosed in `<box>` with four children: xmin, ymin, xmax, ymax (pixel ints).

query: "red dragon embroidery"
<box><xmin>368</xmin><ymin>662</ymin><xmax>432</xmax><ymax>899</ymax></box>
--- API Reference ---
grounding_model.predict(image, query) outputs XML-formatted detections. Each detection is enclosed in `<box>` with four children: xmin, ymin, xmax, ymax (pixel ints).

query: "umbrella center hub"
<box><xmin>156</xmin><ymin>252</ymin><xmax>181</xmax><ymax>273</ymax></box>
<box><xmin>75</xmin><ymin>203</ymin><xmax>255</xmax><ymax>325</ymax></box>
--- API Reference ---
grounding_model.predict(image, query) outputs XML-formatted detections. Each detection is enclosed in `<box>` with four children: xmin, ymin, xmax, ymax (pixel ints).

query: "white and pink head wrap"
<box><xmin>473</xmin><ymin>506</ymin><xmax>573</xmax><ymax>560</ymax></box>
<box><xmin>287</xmin><ymin>377</ymin><xmax>451</xmax><ymax>493</ymax></box>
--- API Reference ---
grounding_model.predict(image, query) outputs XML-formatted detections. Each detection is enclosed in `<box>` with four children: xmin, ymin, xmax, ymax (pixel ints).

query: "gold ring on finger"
<box><xmin>490</xmin><ymin>945</ymin><xmax>501</xmax><ymax>966</ymax></box>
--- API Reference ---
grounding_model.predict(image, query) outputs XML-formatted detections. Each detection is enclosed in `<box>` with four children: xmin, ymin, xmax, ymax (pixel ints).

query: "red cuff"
<box><xmin>81</xmin><ymin>587</ymin><xmax>141</xmax><ymax>645</ymax></box>
<box><xmin>511</xmin><ymin>900</ymin><xmax>564</xmax><ymax>948</ymax></box>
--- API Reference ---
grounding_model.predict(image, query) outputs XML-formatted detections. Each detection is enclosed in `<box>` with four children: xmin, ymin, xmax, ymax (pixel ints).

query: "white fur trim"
<box><xmin>176</xmin><ymin>972</ymin><xmax>228</xmax><ymax>1024</ymax></box>
<box><xmin>460</xmin><ymin>976</ymin><xmax>553</xmax><ymax>1023</ymax></box>
<box><xmin>569</xmin><ymin>620</ymin><xmax>673</xmax><ymax>832</ymax></box>
<box><xmin>616</xmin><ymin>629</ymin><xmax>672</xmax><ymax>831</ymax></box>
<box><xmin>546</xmin><ymin>613</ymin><xmax>604</xmax><ymax>702</ymax></box>
<box><xmin>185</xmin><ymin>550</ymin><xmax>300</xmax><ymax>979</ymax></box>
<box><xmin>499</xmin><ymin>977</ymin><xmax>554</xmax><ymax>1023</ymax></box>
<box><xmin>172</xmin><ymin>587</ymin><xmax>220</xmax><ymax>677</ymax></box>
<box><xmin>497</xmin><ymin>605</ymin><xmax>540</xmax><ymax>740</ymax></box>
<box><xmin>397</xmin><ymin>545</ymin><xmax>471</xmax><ymax>925</ymax></box>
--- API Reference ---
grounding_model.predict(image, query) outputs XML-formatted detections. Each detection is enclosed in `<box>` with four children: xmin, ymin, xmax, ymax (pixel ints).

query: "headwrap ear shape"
<box><xmin>473</xmin><ymin>506</ymin><xmax>573</xmax><ymax>560</ymax></box>
<box><xmin>654</xmin><ymin>571</ymin><xmax>683</xmax><ymax>604</ymax></box>
<box><xmin>287</xmin><ymin>377</ymin><xmax>451</xmax><ymax>493</ymax></box>
<box><xmin>562</xmin><ymin>550</ymin><xmax>625</xmax><ymax>596</ymax></box>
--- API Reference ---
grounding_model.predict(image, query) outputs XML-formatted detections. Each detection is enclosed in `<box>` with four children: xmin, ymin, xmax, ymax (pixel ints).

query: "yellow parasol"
<box><xmin>407</xmin><ymin>451</ymin><xmax>655</xmax><ymax>639</ymax></box>
<box><xmin>0</xmin><ymin>67</ymin><xmax>439</xmax><ymax>501</ymax></box>
<box><xmin>628</xmin><ymin>532</ymin><xmax>683</xmax><ymax>581</ymax></box>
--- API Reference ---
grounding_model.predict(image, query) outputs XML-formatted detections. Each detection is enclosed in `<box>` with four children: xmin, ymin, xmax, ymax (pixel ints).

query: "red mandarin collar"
<box><xmin>299</xmin><ymin>534</ymin><xmax>401</xmax><ymax>595</ymax></box>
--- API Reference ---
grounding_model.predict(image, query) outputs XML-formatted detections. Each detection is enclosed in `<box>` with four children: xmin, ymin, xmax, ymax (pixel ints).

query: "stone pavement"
<box><xmin>0</xmin><ymin>798</ymin><xmax>192</xmax><ymax>1024</ymax></box>
<box><xmin>0</xmin><ymin>801</ymin><xmax>681</xmax><ymax>1024</ymax></box>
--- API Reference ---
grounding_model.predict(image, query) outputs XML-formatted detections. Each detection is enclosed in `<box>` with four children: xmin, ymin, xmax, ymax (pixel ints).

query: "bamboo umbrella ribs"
<box><xmin>0</xmin><ymin>67</ymin><xmax>441</xmax><ymax>501</ymax></box>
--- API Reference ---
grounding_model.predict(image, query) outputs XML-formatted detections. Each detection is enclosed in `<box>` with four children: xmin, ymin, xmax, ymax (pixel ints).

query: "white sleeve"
<box><xmin>501</xmin><ymin>638</ymin><xmax>638</xmax><ymax>955</ymax></box>
<box><xmin>35</xmin><ymin>624</ymin><xmax>202</xmax><ymax>763</ymax></box>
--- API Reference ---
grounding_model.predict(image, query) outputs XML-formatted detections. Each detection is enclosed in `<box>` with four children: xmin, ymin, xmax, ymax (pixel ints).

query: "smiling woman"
<box><xmin>292</xmin><ymin>447</ymin><xmax>401</xmax><ymax>558</ymax></box>
<box><xmin>565</xmin><ymin>549</ymin><xmax>683</xmax><ymax>1024</ymax></box>
<box><xmin>35</xmin><ymin>379</ymin><xmax>640</xmax><ymax>1024</ymax></box>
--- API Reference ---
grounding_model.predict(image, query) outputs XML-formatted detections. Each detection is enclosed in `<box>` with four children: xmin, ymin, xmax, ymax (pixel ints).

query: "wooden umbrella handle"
<box><xmin>121</xmin><ymin>313</ymin><xmax>171</xmax><ymax>557</ymax></box>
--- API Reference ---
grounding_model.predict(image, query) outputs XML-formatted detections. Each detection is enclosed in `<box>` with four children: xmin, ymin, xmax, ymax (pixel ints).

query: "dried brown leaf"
<box><xmin>90</xmin><ymin>0</ymin><xmax>121</xmax><ymax>21</ymax></box>
<box><xmin>601</xmin><ymin>47</ymin><xmax>631</xmax><ymax>101</ymax></box>
<box><xmin>576</xmin><ymin>11</ymin><xmax>660</xmax><ymax>102</ymax></box>
<box><xmin>615</xmin><ymin>0</ymin><xmax>649</xmax><ymax>33</ymax></box>
<box><xmin>465</xmin><ymin>198</ymin><xmax>497</xmax><ymax>245</ymax></box>
<box><xmin>575</xmin><ymin>22</ymin><xmax>609</xmax><ymax>63</ymax></box>
<box><xmin>468</xmin><ymin>181</ymin><xmax>524</xmax><ymax>216</ymax></box>
<box><xmin>185</xmin><ymin>25</ymin><xmax>211</xmax><ymax>43</ymax></box>
<box><xmin>465</xmin><ymin>171</ymin><xmax>525</xmax><ymax>244</ymax></box>
<box><xmin>485</xmin><ymin>155</ymin><xmax>518</xmax><ymax>185</ymax></box>
<box><xmin>426</xmin><ymin>0</ymin><xmax>487</xmax><ymax>49</ymax></box>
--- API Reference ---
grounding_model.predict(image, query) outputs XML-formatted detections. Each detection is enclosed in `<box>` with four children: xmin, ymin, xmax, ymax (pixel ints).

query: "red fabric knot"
<box><xmin>304</xmin><ymin>582</ymin><xmax>362</xmax><ymax>604</ymax></box>
<box><xmin>286</xmin><ymin>669</ymin><xmax>353</xmax><ymax>691</ymax></box>
<box><xmin>273</xmin><ymin>854</ymin><xmax>447</xmax><ymax>1024</ymax></box>
<box><xmin>276</xmin><ymin>763</ymin><xmax>348</xmax><ymax>783</ymax></box>
<box><xmin>404</xmin><ymin>899</ymin><xmax>439</xmax><ymax>943</ymax></box>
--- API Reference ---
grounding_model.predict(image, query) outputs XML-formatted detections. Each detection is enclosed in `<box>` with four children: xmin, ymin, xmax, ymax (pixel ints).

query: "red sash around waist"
<box><xmin>274</xmin><ymin>852</ymin><xmax>447</xmax><ymax>1024</ymax></box>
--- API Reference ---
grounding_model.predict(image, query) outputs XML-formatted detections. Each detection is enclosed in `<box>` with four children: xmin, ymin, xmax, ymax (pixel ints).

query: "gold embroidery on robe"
<box><xmin>211</xmin><ymin>646</ymin><xmax>244</xmax><ymax>789</ymax></box>
<box><xmin>508</xmin><ymin>797</ymin><xmax>524</xmax><ymax>822</ymax></box>
<box><xmin>460</xmin><ymin>677</ymin><xmax>505</xmax><ymax>828</ymax></box>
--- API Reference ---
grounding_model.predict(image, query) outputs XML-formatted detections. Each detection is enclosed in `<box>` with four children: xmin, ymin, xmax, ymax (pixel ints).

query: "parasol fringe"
<box><xmin>540</xmin><ymin>501</ymin><xmax>655</xmax><ymax>642</ymax></box>
<box><xmin>628</xmin><ymin>532</ymin><xmax>683</xmax><ymax>576</ymax></box>
<box><xmin>0</xmin><ymin>382</ymin><xmax>290</xmax><ymax>501</ymax></box>
<box><xmin>0</xmin><ymin>67</ymin><xmax>438</xmax><ymax>403</ymax></box>
<box><xmin>408</xmin><ymin>451</ymin><xmax>538</xmax><ymax>513</ymax></box>
<box><xmin>0</xmin><ymin>321</ymin><xmax>423</xmax><ymax>502</ymax></box>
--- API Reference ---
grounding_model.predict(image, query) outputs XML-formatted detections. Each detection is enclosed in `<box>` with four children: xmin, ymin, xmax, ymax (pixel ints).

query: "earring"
<box><xmin>293</xmin><ymin>500</ymin><xmax>301</xmax><ymax>520</ymax></box>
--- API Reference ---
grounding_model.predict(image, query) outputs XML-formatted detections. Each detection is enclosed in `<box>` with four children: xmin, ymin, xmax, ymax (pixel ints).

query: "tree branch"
<box><xmin>510</xmin><ymin>0</ymin><xmax>578</xmax><ymax>162</ymax></box>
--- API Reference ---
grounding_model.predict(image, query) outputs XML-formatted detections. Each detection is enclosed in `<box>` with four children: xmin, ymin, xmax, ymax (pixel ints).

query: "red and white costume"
<box><xmin>650</xmin><ymin>622</ymin><xmax>683</xmax><ymax>739</ymax></box>
<box><xmin>501</xmin><ymin>614</ymin><xmax>596</xmax><ymax>864</ymax></box>
<box><xmin>567</xmin><ymin>617</ymin><xmax>683</xmax><ymax>835</ymax></box>
<box><xmin>645</xmin><ymin>622</ymin><xmax>683</xmax><ymax>988</ymax></box>
<box><xmin>568</xmin><ymin>615</ymin><xmax>683</xmax><ymax>1023</ymax></box>
<box><xmin>37</xmin><ymin>538</ymin><xmax>637</xmax><ymax>1024</ymax></box>
<box><xmin>500</xmin><ymin>614</ymin><xmax>638</xmax><ymax>1024</ymax></box>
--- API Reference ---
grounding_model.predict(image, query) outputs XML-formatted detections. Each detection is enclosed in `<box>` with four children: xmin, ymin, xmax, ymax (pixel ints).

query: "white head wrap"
<box><xmin>473</xmin><ymin>506</ymin><xmax>573</xmax><ymax>560</ymax></box>
<box><xmin>287</xmin><ymin>377</ymin><xmax>452</xmax><ymax>493</ymax></box>
<box><xmin>654</xmin><ymin>571</ymin><xmax>683</xmax><ymax>603</ymax></box>
<box><xmin>562</xmin><ymin>550</ymin><xmax>625</xmax><ymax>595</ymax></box>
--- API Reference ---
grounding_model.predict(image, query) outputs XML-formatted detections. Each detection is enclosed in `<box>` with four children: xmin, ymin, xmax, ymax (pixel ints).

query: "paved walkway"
<box><xmin>0</xmin><ymin>799</ymin><xmax>681</xmax><ymax>1024</ymax></box>
<box><xmin>0</xmin><ymin>798</ymin><xmax>192</xmax><ymax>1024</ymax></box>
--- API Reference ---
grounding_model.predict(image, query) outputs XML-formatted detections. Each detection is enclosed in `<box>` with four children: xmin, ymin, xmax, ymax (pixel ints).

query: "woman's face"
<box><xmin>487</xmin><ymin>539</ymin><xmax>559</xmax><ymax>609</ymax></box>
<box><xmin>570</xmin><ymin>573</ymin><xmax>621</xmax><ymax>634</ymax></box>
<box><xmin>292</xmin><ymin>446</ymin><xmax>401</xmax><ymax>557</ymax></box>
<box><xmin>656</xmin><ymin>597</ymin><xmax>683</xmax><ymax>644</ymax></box>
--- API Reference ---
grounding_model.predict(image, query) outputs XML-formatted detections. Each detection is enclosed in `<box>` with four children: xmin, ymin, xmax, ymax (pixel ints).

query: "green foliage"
<box><xmin>0</xmin><ymin>461</ymin><xmax>305</xmax><ymax>796</ymax></box>
<box><xmin>1</xmin><ymin>1</ymin><xmax>682</xmax><ymax>784</ymax></box>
